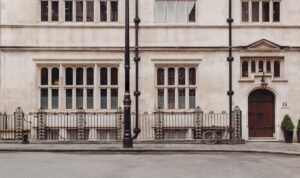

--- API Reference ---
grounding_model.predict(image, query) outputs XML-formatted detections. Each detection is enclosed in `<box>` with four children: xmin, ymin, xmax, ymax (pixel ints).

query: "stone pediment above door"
<box><xmin>244</xmin><ymin>39</ymin><xmax>287</xmax><ymax>52</ymax></box>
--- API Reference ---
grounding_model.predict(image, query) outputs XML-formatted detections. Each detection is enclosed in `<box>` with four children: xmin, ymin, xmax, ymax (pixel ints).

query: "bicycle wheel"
<box><xmin>203</xmin><ymin>131</ymin><xmax>218</xmax><ymax>144</ymax></box>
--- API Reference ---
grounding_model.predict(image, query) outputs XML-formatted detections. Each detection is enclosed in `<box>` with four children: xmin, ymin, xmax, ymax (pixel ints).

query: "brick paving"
<box><xmin>0</xmin><ymin>142</ymin><xmax>299</xmax><ymax>155</ymax></box>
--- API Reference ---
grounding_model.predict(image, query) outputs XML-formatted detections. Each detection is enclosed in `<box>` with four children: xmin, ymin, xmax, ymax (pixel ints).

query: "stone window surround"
<box><xmin>240</xmin><ymin>0</ymin><xmax>282</xmax><ymax>23</ymax></box>
<box><xmin>39</xmin><ymin>0</ymin><xmax>119</xmax><ymax>23</ymax></box>
<box><xmin>38</xmin><ymin>63</ymin><xmax>120</xmax><ymax>111</ymax></box>
<box><xmin>155</xmin><ymin>64</ymin><xmax>197</xmax><ymax>110</ymax></box>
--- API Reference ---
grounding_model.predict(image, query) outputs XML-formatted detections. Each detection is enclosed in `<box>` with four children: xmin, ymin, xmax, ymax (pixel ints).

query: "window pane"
<box><xmin>178</xmin><ymin>89</ymin><xmax>185</xmax><ymax>109</ymax></box>
<box><xmin>168</xmin><ymin>88</ymin><xmax>175</xmax><ymax>109</ymax></box>
<box><xmin>111</xmin><ymin>1</ymin><xmax>118</xmax><ymax>22</ymax></box>
<box><xmin>76</xmin><ymin>1</ymin><xmax>83</xmax><ymax>22</ymax></box>
<box><xmin>168</xmin><ymin>68</ymin><xmax>175</xmax><ymax>85</ymax></box>
<box><xmin>156</xmin><ymin>0</ymin><xmax>165</xmax><ymax>22</ymax></box>
<box><xmin>111</xmin><ymin>68</ymin><xmax>118</xmax><ymax>85</ymax></box>
<box><xmin>100</xmin><ymin>68</ymin><xmax>108</xmax><ymax>85</ymax></box>
<box><xmin>262</xmin><ymin>2</ymin><xmax>270</xmax><ymax>22</ymax></box>
<box><xmin>87</xmin><ymin>67</ymin><xmax>94</xmax><ymax>85</ymax></box>
<box><xmin>87</xmin><ymin>89</ymin><xmax>93</xmax><ymax>109</ymax></box>
<box><xmin>52</xmin><ymin>89</ymin><xmax>59</xmax><ymax>109</ymax></box>
<box><xmin>242</xmin><ymin>61</ymin><xmax>248</xmax><ymax>77</ymax></box>
<box><xmin>251</xmin><ymin>61</ymin><xmax>256</xmax><ymax>73</ymax></box>
<box><xmin>177</xmin><ymin>0</ymin><xmax>185</xmax><ymax>23</ymax></box>
<box><xmin>65</xmin><ymin>1</ymin><xmax>73</xmax><ymax>21</ymax></box>
<box><xmin>157</xmin><ymin>68</ymin><xmax>164</xmax><ymax>85</ymax></box>
<box><xmin>41</xmin><ymin>1</ymin><xmax>48</xmax><ymax>21</ymax></box>
<box><xmin>242</xmin><ymin>2</ymin><xmax>249</xmax><ymax>22</ymax></box>
<box><xmin>178</xmin><ymin>68</ymin><xmax>185</xmax><ymax>85</ymax></box>
<box><xmin>189</xmin><ymin>68</ymin><xmax>196</xmax><ymax>85</ymax></box>
<box><xmin>65</xmin><ymin>68</ymin><xmax>73</xmax><ymax>85</ymax></box>
<box><xmin>100</xmin><ymin>89</ymin><xmax>107</xmax><ymax>109</ymax></box>
<box><xmin>188</xmin><ymin>1</ymin><xmax>196</xmax><ymax>22</ymax></box>
<box><xmin>52</xmin><ymin>68</ymin><xmax>59</xmax><ymax>85</ymax></box>
<box><xmin>66</xmin><ymin>89</ymin><xmax>73</xmax><ymax>109</ymax></box>
<box><xmin>41</xmin><ymin>68</ymin><xmax>48</xmax><ymax>85</ymax></box>
<box><xmin>76</xmin><ymin>89</ymin><xmax>83</xmax><ymax>109</ymax></box>
<box><xmin>189</xmin><ymin>89</ymin><xmax>196</xmax><ymax>109</ymax></box>
<box><xmin>100</xmin><ymin>1</ymin><xmax>107</xmax><ymax>21</ymax></box>
<box><xmin>41</xmin><ymin>89</ymin><xmax>48</xmax><ymax>109</ymax></box>
<box><xmin>259</xmin><ymin>61</ymin><xmax>264</xmax><ymax>72</ymax></box>
<box><xmin>157</xmin><ymin>89</ymin><xmax>164</xmax><ymax>109</ymax></box>
<box><xmin>274</xmin><ymin>61</ymin><xmax>280</xmax><ymax>77</ymax></box>
<box><xmin>167</xmin><ymin>1</ymin><xmax>176</xmax><ymax>23</ymax></box>
<box><xmin>76</xmin><ymin>68</ymin><xmax>83</xmax><ymax>85</ymax></box>
<box><xmin>267</xmin><ymin>61</ymin><xmax>271</xmax><ymax>73</ymax></box>
<box><xmin>273</xmin><ymin>2</ymin><xmax>280</xmax><ymax>22</ymax></box>
<box><xmin>86</xmin><ymin>1</ymin><xmax>94</xmax><ymax>22</ymax></box>
<box><xmin>252</xmin><ymin>2</ymin><xmax>259</xmax><ymax>22</ymax></box>
<box><xmin>111</xmin><ymin>89</ymin><xmax>118</xmax><ymax>109</ymax></box>
<box><xmin>52</xmin><ymin>1</ymin><xmax>59</xmax><ymax>21</ymax></box>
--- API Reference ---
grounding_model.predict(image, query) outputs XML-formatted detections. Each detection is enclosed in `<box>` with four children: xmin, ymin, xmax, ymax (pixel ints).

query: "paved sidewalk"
<box><xmin>0</xmin><ymin>142</ymin><xmax>299</xmax><ymax>155</ymax></box>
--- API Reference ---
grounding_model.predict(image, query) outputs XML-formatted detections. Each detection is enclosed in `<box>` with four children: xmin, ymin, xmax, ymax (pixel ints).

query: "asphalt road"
<box><xmin>0</xmin><ymin>152</ymin><xmax>299</xmax><ymax>178</ymax></box>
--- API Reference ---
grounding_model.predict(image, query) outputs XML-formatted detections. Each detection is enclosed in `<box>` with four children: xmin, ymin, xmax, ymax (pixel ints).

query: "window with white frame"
<box><xmin>100</xmin><ymin>0</ymin><xmax>118</xmax><ymax>22</ymax></box>
<box><xmin>41</xmin><ymin>0</ymin><xmax>59</xmax><ymax>22</ymax></box>
<box><xmin>39</xmin><ymin>65</ymin><xmax>119</xmax><ymax>110</ymax></box>
<box><xmin>241</xmin><ymin>57</ymin><xmax>283</xmax><ymax>78</ymax></box>
<box><xmin>156</xmin><ymin>0</ymin><xmax>196</xmax><ymax>23</ymax></box>
<box><xmin>241</xmin><ymin>0</ymin><xmax>281</xmax><ymax>23</ymax></box>
<box><xmin>156</xmin><ymin>66</ymin><xmax>196</xmax><ymax>110</ymax></box>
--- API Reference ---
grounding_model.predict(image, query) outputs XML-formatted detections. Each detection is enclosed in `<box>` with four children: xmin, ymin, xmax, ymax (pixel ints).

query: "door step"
<box><xmin>248</xmin><ymin>137</ymin><xmax>278</xmax><ymax>142</ymax></box>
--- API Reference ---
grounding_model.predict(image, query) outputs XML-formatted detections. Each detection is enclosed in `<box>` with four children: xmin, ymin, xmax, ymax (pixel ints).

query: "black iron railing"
<box><xmin>0</xmin><ymin>107</ymin><xmax>242</xmax><ymax>142</ymax></box>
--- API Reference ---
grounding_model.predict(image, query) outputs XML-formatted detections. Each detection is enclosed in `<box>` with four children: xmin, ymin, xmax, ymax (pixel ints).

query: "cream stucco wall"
<box><xmin>0</xmin><ymin>0</ymin><xmax>300</xmax><ymax>141</ymax></box>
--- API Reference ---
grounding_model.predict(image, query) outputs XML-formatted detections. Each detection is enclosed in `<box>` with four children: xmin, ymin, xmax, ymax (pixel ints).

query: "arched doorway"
<box><xmin>248</xmin><ymin>89</ymin><xmax>275</xmax><ymax>137</ymax></box>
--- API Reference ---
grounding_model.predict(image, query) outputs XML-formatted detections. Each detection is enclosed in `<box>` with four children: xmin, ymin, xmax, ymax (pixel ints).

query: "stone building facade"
<box><xmin>0</xmin><ymin>0</ymin><xmax>300</xmax><ymax>141</ymax></box>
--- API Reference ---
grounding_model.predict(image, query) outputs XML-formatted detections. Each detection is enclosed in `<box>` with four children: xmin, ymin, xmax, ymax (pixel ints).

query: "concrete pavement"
<box><xmin>0</xmin><ymin>142</ymin><xmax>299</xmax><ymax>156</ymax></box>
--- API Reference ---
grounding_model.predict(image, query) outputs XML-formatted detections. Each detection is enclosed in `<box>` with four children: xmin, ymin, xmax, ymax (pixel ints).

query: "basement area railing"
<box><xmin>0</xmin><ymin>107</ymin><xmax>242</xmax><ymax>142</ymax></box>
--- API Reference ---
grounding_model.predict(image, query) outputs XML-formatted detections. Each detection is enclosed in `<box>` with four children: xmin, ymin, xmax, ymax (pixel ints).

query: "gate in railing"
<box><xmin>0</xmin><ymin>107</ymin><xmax>242</xmax><ymax>142</ymax></box>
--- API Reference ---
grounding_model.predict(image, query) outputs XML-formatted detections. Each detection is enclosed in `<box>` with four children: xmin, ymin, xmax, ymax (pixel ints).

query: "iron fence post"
<box><xmin>14</xmin><ymin>107</ymin><xmax>24</xmax><ymax>140</ymax></box>
<box><xmin>194</xmin><ymin>106</ymin><xmax>203</xmax><ymax>139</ymax></box>
<box><xmin>37</xmin><ymin>108</ymin><xmax>47</xmax><ymax>140</ymax></box>
<box><xmin>76</xmin><ymin>108</ymin><xmax>86</xmax><ymax>140</ymax></box>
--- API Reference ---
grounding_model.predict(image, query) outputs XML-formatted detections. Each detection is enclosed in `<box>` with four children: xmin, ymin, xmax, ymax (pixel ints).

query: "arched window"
<box><xmin>41</xmin><ymin>67</ymin><xmax>48</xmax><ymax>85</ymax></box>
<box><xmin>168</xmin><ymin>68</ymin><xmax>175</xmax><ymax>85</ymax></box>
<box><xmin>242</xmin><ymin>61</ymin><xmax>248</xmax><ymax>77</ymax></box>
<box><xmin>178</xmin><ymin>68</ymin><xmax>185</xmax><ymax>85</ymax></box>
<box><xmin>51</xmin><ymin>68</ymin><xmax>59</xmax><ymax>85</ymax></box>
<box><xmin>65</xmin><ymin>67</ymin><xmax>73</xmax><ymax>85</ymax></box>
<box><xmin>157</xmin><ymin>68</ymin><xmax>164</xmax><ymax>85</ymax></box>
<box><xmin>86</xmin><ymin>67</ymin><xmax>94</xmax><ymax>85</ymax></box>
<box><xmin>100</xmin><ymin>68</ymin><xmax>108</xmax><ymax>85</ymax></box>
<box><xmin>189</xmin><ymin>68</ymin><xmax>196</xmax><ymax>85</ymax></box>
<box><xmin>111</xmin><ymin>68</ymin><xmax>118</xmax><ymax>85</ymax></box>
<box><xmin>76</xmin><ymin>67</ymin><xmax>83</xmax><ymax>85</ymax></box>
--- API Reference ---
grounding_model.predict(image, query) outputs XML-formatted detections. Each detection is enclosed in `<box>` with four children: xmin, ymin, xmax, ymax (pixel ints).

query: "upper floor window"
<box><xmin>241</xmin><ymin>57</ymin><xmax>283</xmax><ymax>79</ymax></box>
<box><xmin>42</xmin><ymin>0</ymin><xmax>118</xmax><ymax>22</ymax></box>
<box><xmin>156</xmin><ymin>66</ymin><xmax>196</xmax><ymax>110</ymax></box>
<box><xmin>241</xmin><ymin>0</ymin><xmax>281</xmax><ymax>23</ymax></box>
<box><xmin>156</xmin><ymin>0</ymin><xmax>196</xmax><ymax>23</ymax></box>
<box><xmin>41</xmin><ymin>0</ymin><xmax>59</xmax><ymax>22</ymax></box>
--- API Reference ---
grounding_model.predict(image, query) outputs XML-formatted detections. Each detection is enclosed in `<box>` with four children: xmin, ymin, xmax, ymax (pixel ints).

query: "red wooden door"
<box><xmin>248</xmin><ymin>90</ymin><xmax>275</xmax><ymax>137</ymax></box>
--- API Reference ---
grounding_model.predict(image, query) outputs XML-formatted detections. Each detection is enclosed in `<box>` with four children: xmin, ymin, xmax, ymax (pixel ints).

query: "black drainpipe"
<box><xmin>132</xmin><ymin>0</ymin><xmax>141</xmax><ymax>139</ymax></box>
<box><xmin>227</xmin><ymin>0</ymin><xmax>234</xmax><ymax>138</ymax></box>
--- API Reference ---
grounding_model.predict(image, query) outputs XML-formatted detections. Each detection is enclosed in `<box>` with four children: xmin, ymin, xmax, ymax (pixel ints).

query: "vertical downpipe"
<box><xmin>132</xmin><ymin>0</ymin><xmax>141</xmax><ymax>139</ymax></box>
<box><xmin>227</xmin><ymin>0</ymin><xmax>234</xmax><ymax>138</ymax></box>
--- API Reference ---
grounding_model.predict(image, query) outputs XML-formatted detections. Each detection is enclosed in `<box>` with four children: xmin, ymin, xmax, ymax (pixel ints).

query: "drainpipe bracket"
<box><xmin>227</xmin><ymin>91</ymin><xmax>235</xmax><ymax>96</ymax></box>
<box><xmin>227</xmin><ymin>57</ymin><xmax>234</xmax><ymax>62</ymax></box>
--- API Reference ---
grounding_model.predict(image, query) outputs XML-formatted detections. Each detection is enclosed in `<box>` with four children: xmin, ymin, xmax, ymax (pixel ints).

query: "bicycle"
<box><xmin>203</xmin><ymin>126</ymin><xmax>234</xmax><ymax>144</ymax></box>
